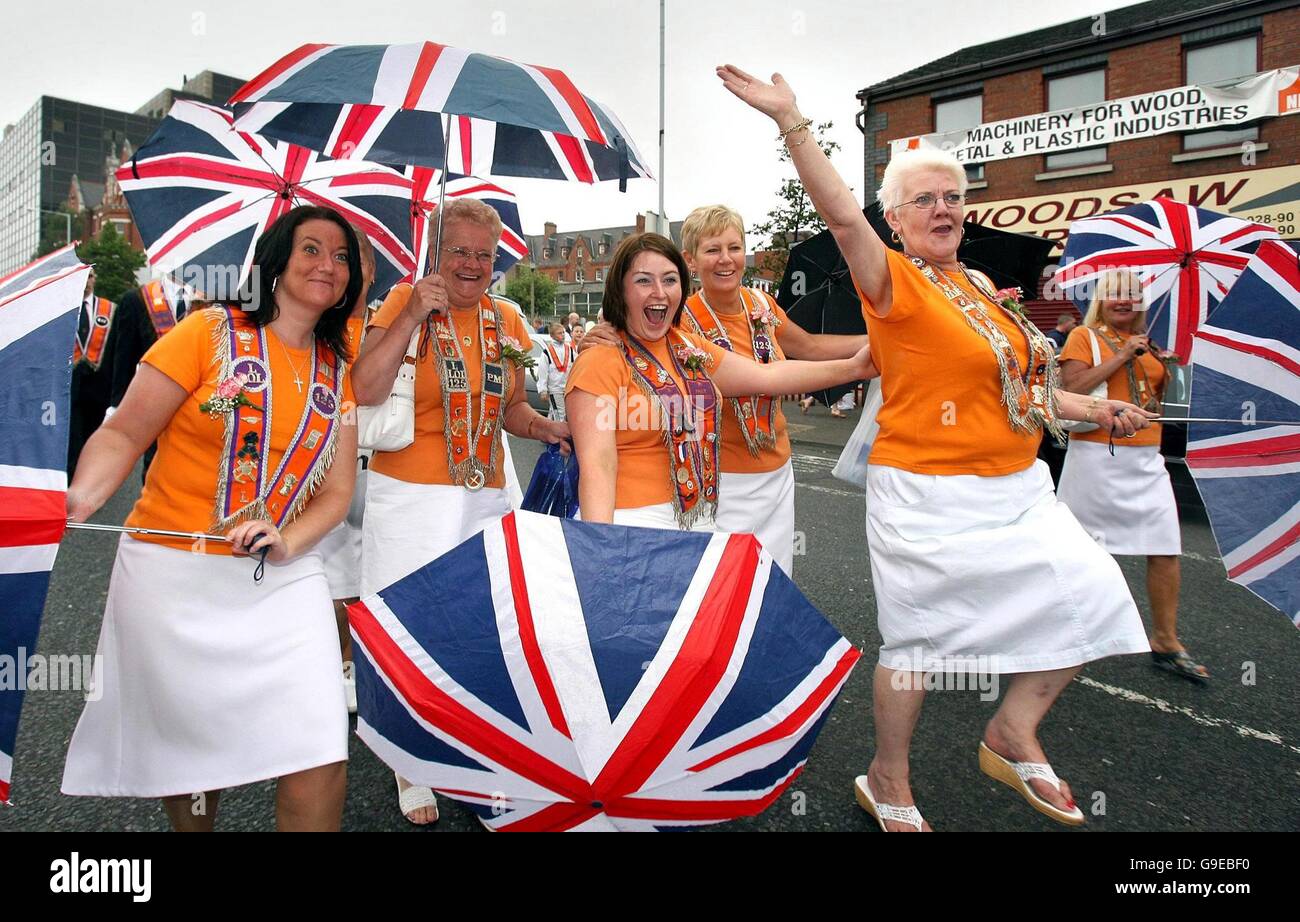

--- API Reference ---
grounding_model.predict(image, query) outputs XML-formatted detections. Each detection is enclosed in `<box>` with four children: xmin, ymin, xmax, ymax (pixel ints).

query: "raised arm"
<box><xmin>717</xmin><ymin>65</ymin><xmax>894</xmax><ymax>314</ymax></box>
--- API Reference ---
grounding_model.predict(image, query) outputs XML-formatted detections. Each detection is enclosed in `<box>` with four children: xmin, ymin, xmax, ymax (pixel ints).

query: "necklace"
<box><xmin>274</xmin><ymin>332</ymin><xmax>310</xmax><ymax>392</ymax></box>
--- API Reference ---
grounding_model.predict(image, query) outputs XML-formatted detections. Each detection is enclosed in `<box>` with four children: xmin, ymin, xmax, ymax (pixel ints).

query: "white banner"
<box><xmin>890</xmin><ymin>67</ymin><xmax>1300</xmax><ymax>165</ymax></box>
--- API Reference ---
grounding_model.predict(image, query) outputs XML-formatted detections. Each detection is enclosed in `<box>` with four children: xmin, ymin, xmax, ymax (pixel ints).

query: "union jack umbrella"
<box><xmin>0</xmin><ymin>249</ymin><xmax>89</xmax><ymax>803</ymax></box>
<box><xmin>348</xmin><ymin>512</ymin><xmax>860</xmax><ymax>831</ymax></box>
<box><xmin>119</xmin><ymin>100</ymin><xmax>419</xmax><ymax>301</ymax></box>
<box><xmin>1186</xmin><ymin>240</ymin><xmax>1300</xmax><ymax>626</ymax></box>
<box><xmin>1053</xmin><ymin>198</ymin><xmax>1280</xmax><ymax>364</ymax></box>
<box><xmin>229</xmin><ymin>42</ymin><xmax>652</xmax><ymax>189</ymax></box>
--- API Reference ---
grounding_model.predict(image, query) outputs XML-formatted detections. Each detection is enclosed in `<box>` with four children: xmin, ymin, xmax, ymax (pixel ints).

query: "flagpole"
<box><xmin>65</xmin><ymin>522</ymin><xmax>233</xmax><ymax>542</ymax></box>
<box><xmin>658</xmin><ymin>0</ymin><xmax>665</xmax><ymax>234</ymax></box>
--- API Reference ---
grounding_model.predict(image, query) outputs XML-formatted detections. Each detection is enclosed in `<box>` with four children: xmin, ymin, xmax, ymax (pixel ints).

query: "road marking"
<box><xmin>1075</xmin><ymin>675</ymin><xmax>1300</xmax><ymax>756</ymax></box>
<box><xmin>796</xmin><ymin>482</ymin><xmax>862</xmax><ymax>498</ymax></box>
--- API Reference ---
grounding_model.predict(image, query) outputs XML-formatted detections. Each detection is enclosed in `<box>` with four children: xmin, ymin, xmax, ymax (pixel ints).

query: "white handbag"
<box><xmin>1059</xmin><ymin>327</ymin><xmax>1107</xmax><ymax>433</ymax></box>
<box><xmin>357</xmin><ymin>326</ymin><xmax>421</xmax><ymax>452</ymax></box>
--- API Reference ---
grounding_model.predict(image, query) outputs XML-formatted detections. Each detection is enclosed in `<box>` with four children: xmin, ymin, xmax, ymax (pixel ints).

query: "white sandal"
<box><xmin>853</xmin><ymin>775</ymin><xmax>925</xmax><ymax>832</ymax></box>
<box><xmin>978</xmin><ymin>742</ymin><xmax>1085</xmax><ymax>827</ymax></box>
<box><xmin>396</xmin><ymin>774</ymin><xmax>439</xmax><ymax>825</ymax></box>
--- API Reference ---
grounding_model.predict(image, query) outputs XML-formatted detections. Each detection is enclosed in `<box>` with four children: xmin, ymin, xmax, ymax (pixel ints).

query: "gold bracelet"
<box><xmin>777</xmin><ymin>117</ymin><xmax>812</xmax><ymax>143</ymax></box>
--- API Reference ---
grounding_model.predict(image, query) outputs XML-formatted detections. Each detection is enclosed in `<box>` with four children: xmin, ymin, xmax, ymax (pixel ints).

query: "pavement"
<box><xmin>3</xmin><ymin>398</ymin><xmax>1298</xmax><ymax>832</ymax></box>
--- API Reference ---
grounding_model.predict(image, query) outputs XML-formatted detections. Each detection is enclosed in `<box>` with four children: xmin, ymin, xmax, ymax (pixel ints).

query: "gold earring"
<box><xmin>891</xmin><ymin>230</ymin><xmax>901</xmax><ymax>244</ymax></box>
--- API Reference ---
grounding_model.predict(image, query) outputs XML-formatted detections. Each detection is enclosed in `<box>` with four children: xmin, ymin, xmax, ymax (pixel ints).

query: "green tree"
<box><xmin>750</xmin><ymin>121</ymin><xmax>842</xmax><ymax>282</ymax></box>
<box><xmin>34</xmin><ymin>206</ymin><xmax>79</xmax><ymax>259</ymax></box>
<box><xmin>76</xmin><ymin>223</ymin><xmax>145</xmax><ymax>303</ymax></box>
<box><xmin>505</xmin><ymin>266</ymin><xmax>558</xmax><ymax>317</ymax></box>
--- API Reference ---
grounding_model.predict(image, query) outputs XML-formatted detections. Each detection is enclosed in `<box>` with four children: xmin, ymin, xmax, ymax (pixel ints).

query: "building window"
<box><xmin>576</xmin><ymin>268</ymin><xmax>585</xmax><ymax>283</ymax></box>
<box><xmin>1184</xmin><ymin>35</ymin><xmax>1260</xmax><ymax>151</ymax></box>
<box><xmin>1045</xmin><ymin>69</ymin><xmax>1107</xmax><ymax>170</ymax></box>
<box><xmin>933</xmin><ymin>94</ymin><xmax>984</xmax><ymax>182</ymax></box>
<box><xmin>598</xmin><ymin>243</ymin><xmax>608</xmax><ymax>255</ymax></box>
<box><xmin>595</xmin><ymin>269</ymin><xmax>603</xmax><ymax>282</ymax></box>
<box><xmin>561</xmin><ymin>246</ymin><xmax>570</xmax><ymax>258</ymax></box>
<box><xmin>557</xmin><ymin>270</ymin><xmax>565</xmax><ymax>282</ymax></box>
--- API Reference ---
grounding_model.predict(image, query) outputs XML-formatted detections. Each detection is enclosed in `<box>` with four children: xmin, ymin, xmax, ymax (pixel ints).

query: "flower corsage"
<box><xmin>500</xmin><ymin>336</ymin><xmax>537</xmax><ymax>370</ymax></box>
<box><xmin>994</xmin><ymin>287</ymin><xmax>1027</xmax><ymax>317</ymax></box>
<box><xmin>199</xmin><ymin>374</ymin><xmax>262</xmax><ymax>418</ymax></box>
<box><xmin>675</xmin><ymin>344</ymin><xmax>713</xmax><ymax>372</ymax></box>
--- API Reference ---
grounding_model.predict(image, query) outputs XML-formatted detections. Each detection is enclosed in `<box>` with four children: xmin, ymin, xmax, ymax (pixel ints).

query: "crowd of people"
<box><xmin>54</xmin><ymin>65</ymin><xmax>1205</xmax><ymax>833</ymax></box>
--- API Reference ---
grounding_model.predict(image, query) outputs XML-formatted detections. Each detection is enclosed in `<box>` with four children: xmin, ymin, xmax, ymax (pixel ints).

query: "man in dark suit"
<box><xmin>105</xmin><ymin>275</ymin><xmax>195</xmax><ymax>476</ymax></box>
<box><xmin>68</xmin><ymin>269</ymin><xmax>117</xmax><ymax>475</ymax></box>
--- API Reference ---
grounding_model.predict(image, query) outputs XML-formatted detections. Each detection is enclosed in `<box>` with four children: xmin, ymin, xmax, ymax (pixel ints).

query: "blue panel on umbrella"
<box><xmin>260</xmin><ymin>45</ymin><xmax>387</xmax><ymax>104</ymax></box>
<box><xmin>136</xmin><ymin>115</ymin><xmax>237</xmax><ymax>162</ymax></box>
<box><xmin>0</xmin><ymin>572</ymin><xmax>50</xmax><ymax>748</ymax></box>
<box><xmin>377</xmin><ymin>531</ymin><xmax>531</xmax><ymax>733</ymax></box>
<box><xmin>1244</xmin><ymin>558</ymin><xmax>1300</xmax><ymax>624</ymax></box>
<box><xmin>351</xmin><ymin>646</ymin><xmax>492</xmax><ymax>771</ymax></box>
<box><xmin>1196</xmin><ymin>471</ymin><xmax>1300</xmax><ymax>556</ymax></box>
<box><xmin>706</xmin><ymin>705</ymin><xmax>833</xmax><ymax>793</ymax></box>
<box><xmin>125</xmin><ymin>186</ymin><xmax>230</xmax><ymax>249</ymax></box>
<box><xmin>561</xmin><ymin>519</ymin><xmax>712</xmax><ymax>722</ymax></box>
<box><xmin>1208</xmin><ymin>273</ymin><xmax>1300</xmax><ymax>340</ymax></box>
<box><xmin>371</xmin><ymin>110</ymin><xmax>450</xmax><ymax>172</ymax></box>
<box><xmin>0</xmin><ymin>315</ymin><xmax>75</xmax><ymax>470</ymax></box>
<box><xmin>445</xmin><ymin>54</ymin><xmax>568</xmax><ymax>134</ymax></box>
<box><xmin>1189</xmin><ymin>365</ymin><xmax>1298</xmax><ymax>426</ymax></box>
<box><xmin>693</xmin><ymin>563</ymin><xmax>843</xmax><ymax>748</ymax></box>
<box><xmin>493</xmin><ymin>123</ymin><xmax>567</xmax><ymax>181</ymax></box>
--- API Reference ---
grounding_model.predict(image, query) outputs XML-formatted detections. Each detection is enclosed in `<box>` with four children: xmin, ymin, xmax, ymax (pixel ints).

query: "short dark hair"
<box><xmin>236</xmin><ymin>205</ymin><xmax>361</xmax><ymax>362</ymax></box>
<box><xmin>601</xmin><ymin>232</ymin><xmax>690</xmax><ymax>333</ymax></box>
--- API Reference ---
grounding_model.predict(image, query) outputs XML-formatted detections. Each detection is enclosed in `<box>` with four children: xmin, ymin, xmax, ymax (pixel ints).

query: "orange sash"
<box><xmin>212</xmin><ymin>308</ymin><xmax>344</xmax><ymax>529</ymax></box>
<box><xmin>73</xmin><ymin>297</ymin><xmax>115</xmax><ymax>369</ymax></box>
<box><xmin>141</xmin><ymin>280</ymin><xmax>177</xmax><ymax>338</ymax></box>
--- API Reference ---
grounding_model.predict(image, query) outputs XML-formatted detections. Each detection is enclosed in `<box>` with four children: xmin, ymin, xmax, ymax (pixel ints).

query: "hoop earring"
<box><xmin>890</xmin><ymin>230</ymin><xmax>901</xmax><ymax>244</ymax></box>
<box><xmin>270</xmin><ymin>276</ymin><xmax>278</xmax><ymax>294</ymax></box>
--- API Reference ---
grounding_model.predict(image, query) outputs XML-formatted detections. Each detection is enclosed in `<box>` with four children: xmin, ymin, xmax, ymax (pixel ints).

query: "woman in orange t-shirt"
<box><xmin>61</xmin><ymin>206</ymin><xmax>363</xmax><ymax>831</ymax></box>
<box><xmin>722</xmin><ymin>65</ymin><xmax>1156</xmax><ymax>831</ymax></box>
<box><xmin>678</xmin><ymin>204</ymin><xmax>870</xmax><ymax>573</ymax></box>
<box><xmin>566</xmin><ymin>232</ymin><xmax>875</xmax><ymax>533</ymax></box>
<box><xmin>1057</xmin><ymin>271</ymin><xmax>1206</xmax><ymax>682</ymax></box>
<box><xmin>350</xmin><ymin>197</ymin><xmax>566</xmax><ymax>825</ymax></box>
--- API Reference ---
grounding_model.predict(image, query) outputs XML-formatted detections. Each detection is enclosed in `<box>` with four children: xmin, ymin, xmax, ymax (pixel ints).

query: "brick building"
<box><xmin>856</xmin><ymin>0</ymin><xmax>1300</xmax><ymax>326</ymax></box>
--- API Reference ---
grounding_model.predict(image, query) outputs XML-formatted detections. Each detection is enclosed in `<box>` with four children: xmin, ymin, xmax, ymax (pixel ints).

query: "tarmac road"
<box><xmin>3</xmin><ymin>403</ymin><xmax>1297</xmax><ymax>832</ymax></box>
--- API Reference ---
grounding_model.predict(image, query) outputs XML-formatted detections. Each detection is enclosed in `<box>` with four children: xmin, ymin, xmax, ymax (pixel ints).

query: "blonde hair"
<box><xmin>877</xmin><ymin>147</ymin><xmax>968</xmax><ymax>214</ymax></box>
<box><xmin>349</xmin><ymin>224</ymin><xmax>376</xmax><ymax>276</ymax></box>
<box><xmin>681</xmin><ymin>204</ymin><xmax>746</xmax><ymax>257</ymax></box>
<box><xmin>1083</xmin><ymin>270</ymin><xmax>1146</xmax><ymax>332</ymax></box>
<box><xmin>437</xmin><ymin>197</ymin><xmax>503</xmax><ymax>243</ymax></box>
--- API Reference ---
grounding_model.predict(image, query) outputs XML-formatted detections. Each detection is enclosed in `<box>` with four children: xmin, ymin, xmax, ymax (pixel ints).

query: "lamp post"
<box><xmin>27</xmin><ymin>206</ymin><xmax>73</xmax><ymax>247</ymax></box>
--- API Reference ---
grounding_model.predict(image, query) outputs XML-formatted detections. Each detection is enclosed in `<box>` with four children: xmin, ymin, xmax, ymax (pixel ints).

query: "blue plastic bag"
<box><xmin>521</xmin><ymin>442</ymin><xmax>579</xmax><ymax>518</ymax></box>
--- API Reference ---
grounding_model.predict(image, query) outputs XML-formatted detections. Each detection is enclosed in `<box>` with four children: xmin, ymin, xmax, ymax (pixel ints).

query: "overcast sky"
<box><xmin>5</xmin><ymin>0</ymin><xmax>1138</xmax><ymax>235</ymax></box>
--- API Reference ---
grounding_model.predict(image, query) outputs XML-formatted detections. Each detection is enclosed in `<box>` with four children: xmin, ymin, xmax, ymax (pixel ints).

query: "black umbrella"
<box><xmin>778</xmin><ymin>207</ymin><xmax>1058</xmax><ymax>405</ymax></box>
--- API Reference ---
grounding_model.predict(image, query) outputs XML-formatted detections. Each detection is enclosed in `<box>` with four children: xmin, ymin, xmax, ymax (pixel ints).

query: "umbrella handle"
<box><xmin>419</xmin><ymin>114</ymin><xmax>455</xmax><ymax>360</ymax></box>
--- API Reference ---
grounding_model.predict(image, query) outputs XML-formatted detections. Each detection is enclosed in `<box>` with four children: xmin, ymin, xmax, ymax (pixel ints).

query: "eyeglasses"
<box><xmin>442</xmin><ymin>246</ymin><xmax>495</xmax><ymax>266</ymax></box>
<box><xmin>898</xmin><ymin>191</ymin><xmax>965</xmax><ymax>210</ymax></box>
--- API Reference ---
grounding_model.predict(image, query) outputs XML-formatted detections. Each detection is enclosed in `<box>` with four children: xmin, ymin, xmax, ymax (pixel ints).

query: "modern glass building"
<box><xmin>0</xmin><ymin>72</ymin><xmax>245</xmax><ymax>275</ymax></box>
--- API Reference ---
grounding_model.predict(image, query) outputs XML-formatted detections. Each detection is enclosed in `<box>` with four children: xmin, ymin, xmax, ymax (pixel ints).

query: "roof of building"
<box><xmin>523</xmin><ymin>218</ymin><xmax>684</xmax><ymax>268</ymax></box>
<box><xmin>861</xmin><ymin>0</ymin><xmax>1270</xmax><ymax>98</ymax></box>
<box><xmin>69</xmin><ymin>176</ymin><xmax>104</xmax><ymax>211</ymax></box>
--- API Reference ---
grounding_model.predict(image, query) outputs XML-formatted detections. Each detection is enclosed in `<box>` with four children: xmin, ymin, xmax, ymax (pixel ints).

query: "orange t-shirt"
<box><xmin>1060</xmin><ymin>324</ymin><xmax>1166</xmax><ymax>447</ymax></box>
<box><xmin>859</xmin><ymin>249</ymin><xmax>1041</xmax><ymax>476</ymax></box>
<box><xmin>683</xmin><ymin>290</ymin><xmax>793</xmax><ymax>475</ymax></box>
<box><xmin>366</xmin><ymin>285</ymin><xmax>530</xmax><ymax>487</ymax></box>
<box><xmin>126</xmin><ymin>308</ymin><xmax>356</xmax><ymax>554</ymax></box>
<box><xmin>565</xmin><ymin>329</ymin><xmax>728</xmax><ymax>509</ymax></box>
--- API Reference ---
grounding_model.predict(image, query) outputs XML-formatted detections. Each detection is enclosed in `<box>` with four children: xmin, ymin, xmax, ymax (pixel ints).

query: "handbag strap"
<box><xmin>1087</xmin><ymin>326</ymin><xmax>1101</xmax><ymax>365</ymax></box>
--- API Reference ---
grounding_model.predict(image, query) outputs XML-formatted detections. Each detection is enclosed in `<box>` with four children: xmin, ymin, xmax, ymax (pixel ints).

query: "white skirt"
<box><xmin>1057</xmin><ymin>440</ymin><xmax>1182</xmax><ymax>556</ymax></box>
<box><xmin>317</xmin><ymin>468</ymin><xmax>367</xmax><ymax>599</ymax></box>
<box><xmin>717</xmin><ymin>462</ymin><xmax>796</xmax><ymax>575</ymax></box>
<box><xmin>605</xmin><ymin>502</ymin><xmax>716</xmax><ymax>532</ymax></box>
<box><xmin>361</xmin><ymin>472</ymin><xmax>512</xmax><ymax>597</ymax></box>
<box><xmin>866</xmin><ymin>461</ymin><xmax>1149</xmax><ymax>674</ymax></box>
<box><xmin>62</xmin><ymin>536</ymin><xmax>348</xmax><ymax>798</ymax></box>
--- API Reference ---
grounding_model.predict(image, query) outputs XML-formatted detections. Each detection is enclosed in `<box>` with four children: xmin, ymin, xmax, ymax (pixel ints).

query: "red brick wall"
<box><xmin>869</xmin><ymin>7</ymin><xmax>1300</xmax><ymax>205</ymax></box>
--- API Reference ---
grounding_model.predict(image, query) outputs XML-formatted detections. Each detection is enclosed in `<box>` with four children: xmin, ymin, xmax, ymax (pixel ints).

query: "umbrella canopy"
<box><xmin>119</xmin><ymin>100</ymin><xmax>418</xmax><ymax>300</ymax></box>
<box><xmin>1186</xmin><ymin>240</ymin><xmax>1300</xmax><ymax>627</ymax></box>
<box><xmin>348</xmin><ymin>511</ymin><xmax>859</xmax><ymax>831</ymax></box>
<box><xmin>229</xmin><ymin>42</ymin><xmax>651</xmax><ymax>188</ymax></box>
<box><xmin>1053</xmin><ymin>198</ymin><xmax>1280</xmax><ymax>364</ymax></box>
<box><xmin>0</xmin><ymin>250</ymin><xmax>88</xmax><ymax>803</ymax></box>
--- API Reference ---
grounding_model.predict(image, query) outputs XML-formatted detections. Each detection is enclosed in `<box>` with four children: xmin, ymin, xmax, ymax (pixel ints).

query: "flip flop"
<box><xmin>1151</xmin><ymin>650</ymin><xmax>1210</xmax><ymax>683</ymax></box>
<box><xmin>978</xmin><ymin>742</ymin><xmax>1085</xmax><ymax>827</ymax></box>
<box><xmin>396</xmin><ymin>776</ymin><xmax>439</xmax><ymax>825</ymax></box>
<box><xmin>853</xmin><ymin>775</ymin><xmax>925</xmax><ymax>832</ymax></box>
